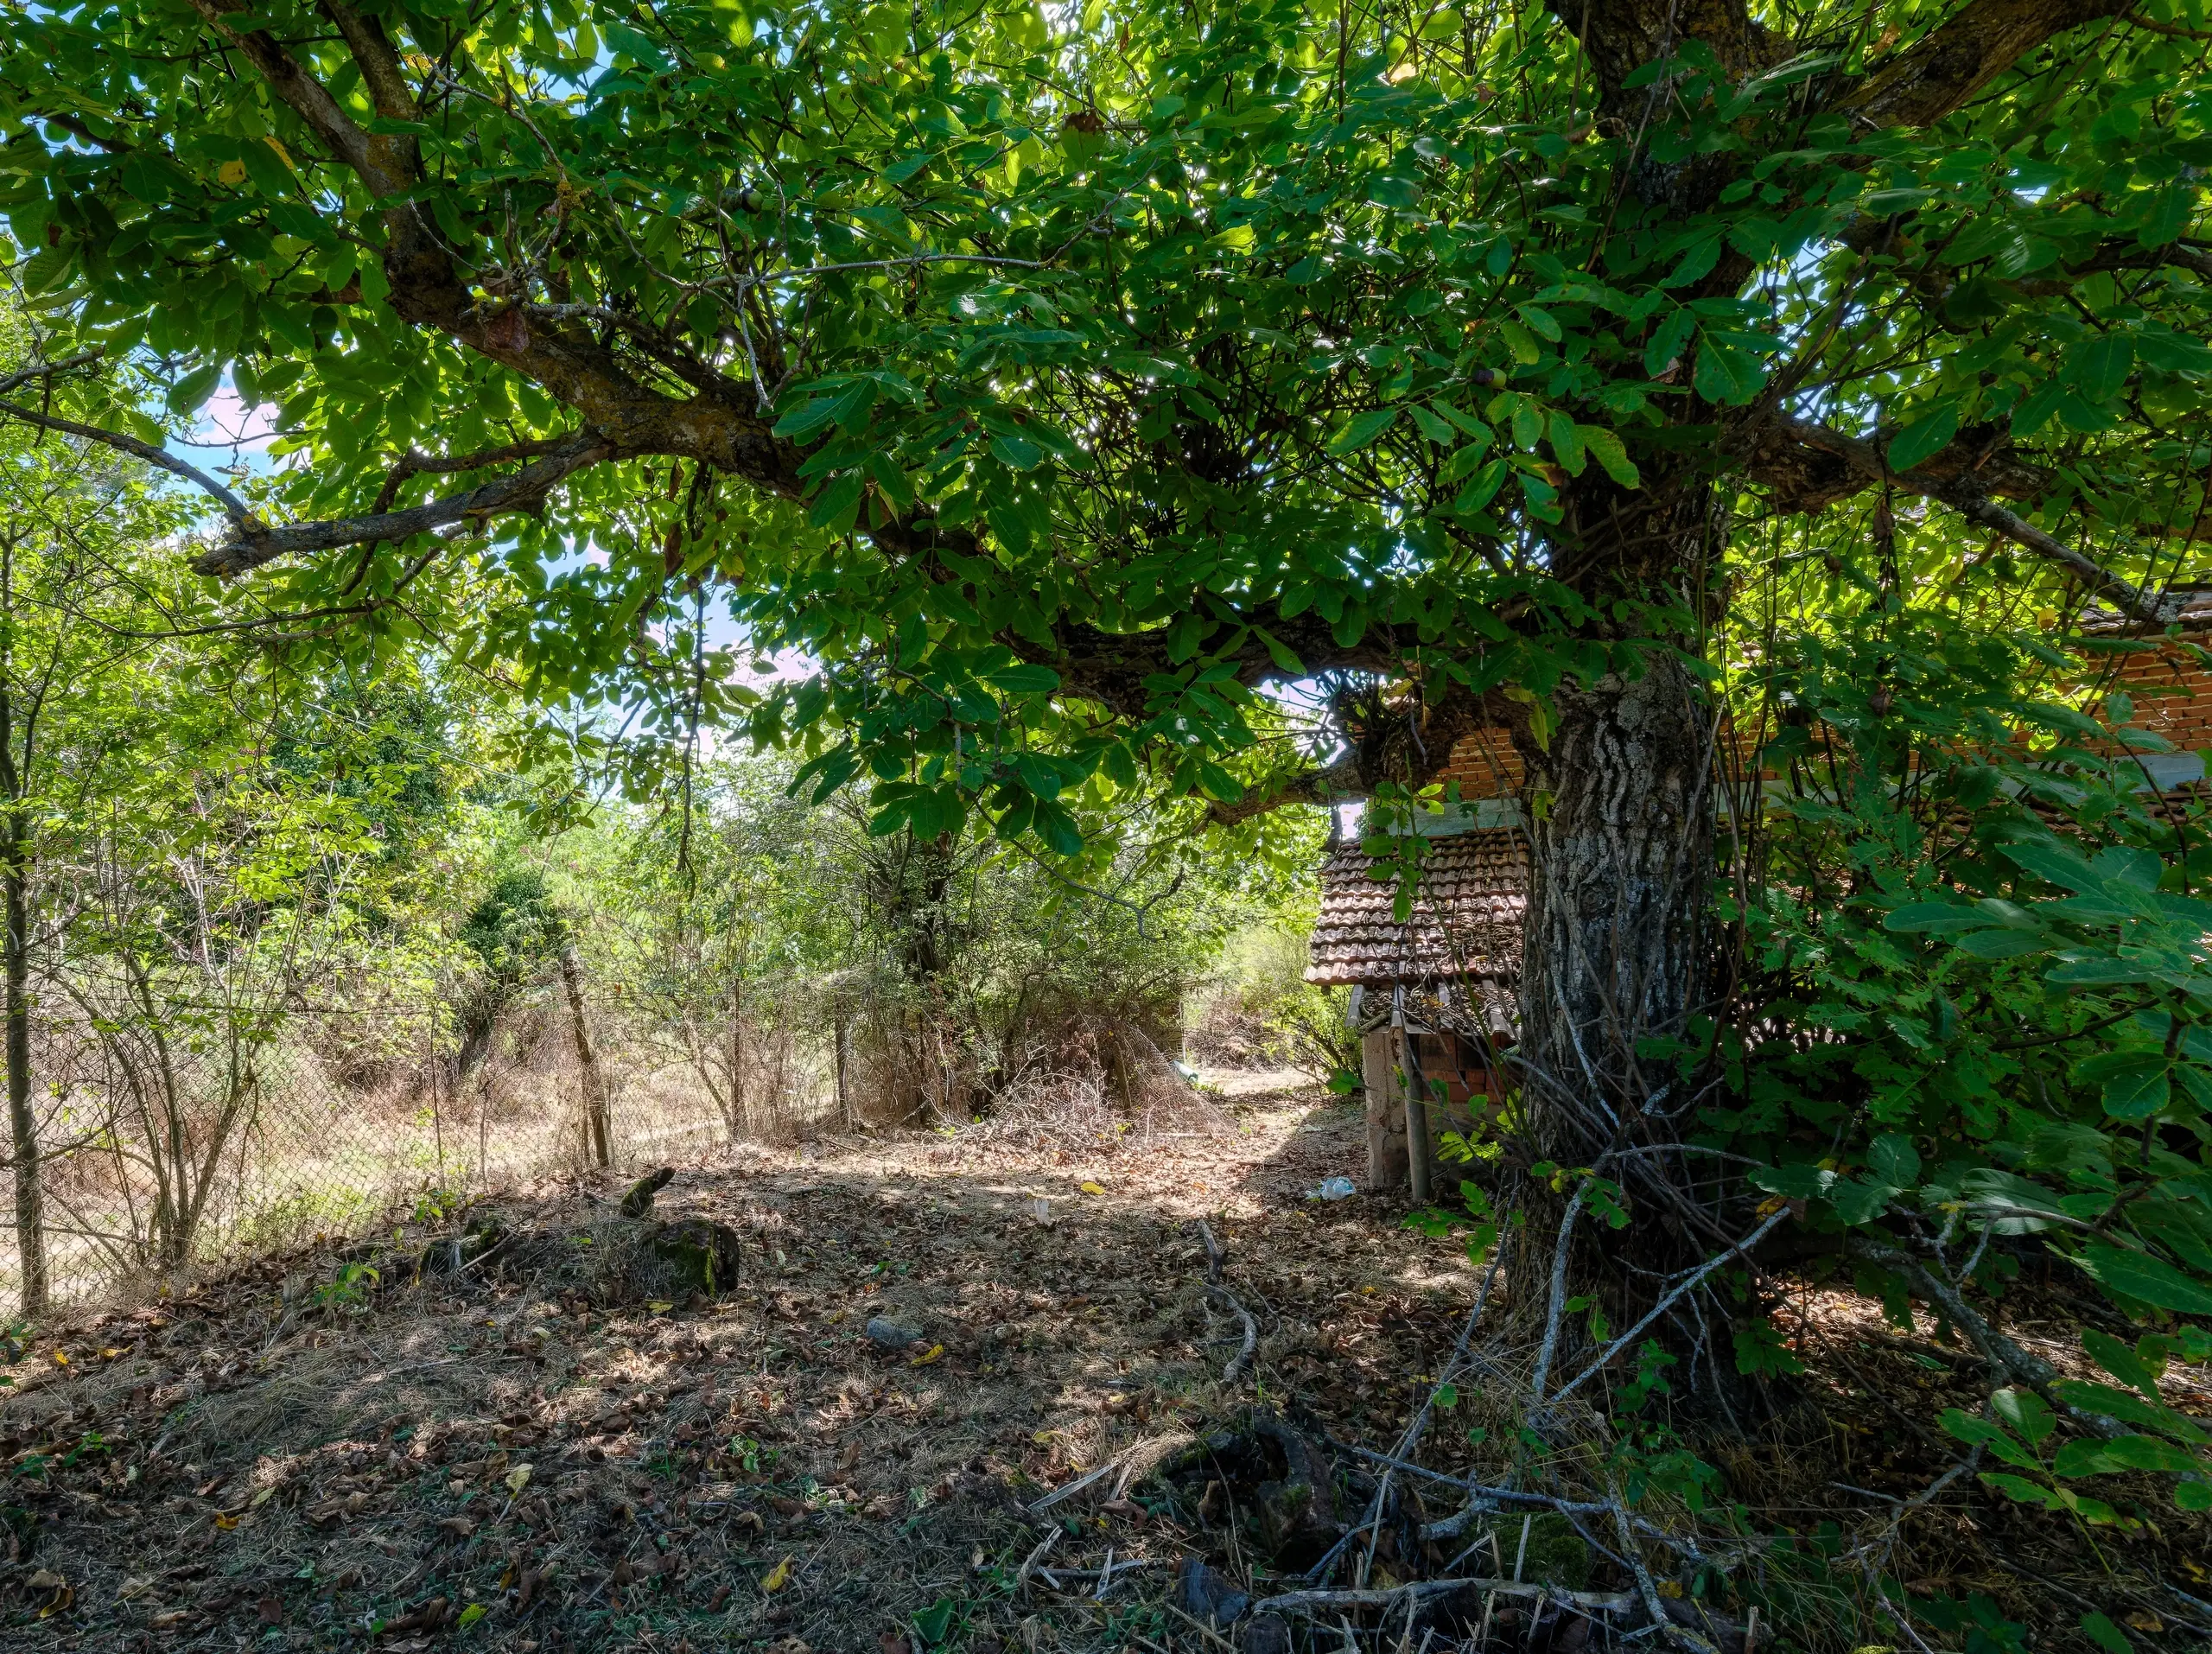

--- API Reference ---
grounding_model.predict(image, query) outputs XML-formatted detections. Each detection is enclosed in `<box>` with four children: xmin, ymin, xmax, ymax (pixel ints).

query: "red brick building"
<box><xmin>1304</xmin><ymin>613</ymin><xmax>2212</xmax><ymax>1192</ymax></box>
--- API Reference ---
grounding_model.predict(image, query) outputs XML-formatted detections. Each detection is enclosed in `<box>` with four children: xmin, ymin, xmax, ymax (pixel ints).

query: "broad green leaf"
<box><xmin>984</xmin><ymin>665</ymin><xmax>1061</xmax><ymax>696</ymax></box>
<box><xmin>1691</xmin><ymin>345</ymin><xmax>1763</xmax><ymax>404</ymax></box>
<box><xmin>1886</xmin><ymin>404</ymin><xmax>1958</xmax><ymax>474</ymax></box>
<box><xmin>1951</xmin><ymin>929</ymin><xmax>2048</xmax><ymax>959</ymax></box>
<box><xmin>1329</xmin><ymin>407</ymin><xmax>1402</xmax><ymax>455</ymax></box>
<box><xmin>1885</xmin><ymin>901</ymin><xmax>1986</xmax><ymax>934</ymax></box>
<box><xmin>2069</xmin><ymin>334</ymin><xmax>2134</xmax><ymax>404</ymax></box>
<box><xmin>2077</xmin><ymin>1244</ymin><xmax>2212</xmax><ymax>1314</ymax></box>
<box><xmin>1866</xmin><ymin>1133</ymin><xmax>1920</xmax><ymax>1189</ymax></box>
<box><xmin>1495</xmin><ymin>320</ymin><xmax>1542</xmax><ymax>365</ymax></box>
<box><xmin>1580</xmin><ymin>427</ymin><xmax>1638</xmax><ymax>487</ymax></box>
<box><xmin>1409</xmin><ymin>403</ymin><xmax>1458</xmax><ymax>446</ymax></box>
<box><xmin>2100</xmin><ymin>1060</ymin><xmax>2171</xmax><ymax>1122</ymax></box>
<box><xmin>2079</xmin><ymin>1613</ymin><xmax>2133</xmax><ymax>1654</ymax></box>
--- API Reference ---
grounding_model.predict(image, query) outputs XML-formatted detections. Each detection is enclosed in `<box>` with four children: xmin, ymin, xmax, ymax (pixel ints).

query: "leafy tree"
<box><xmin>0</xmin><ymin>313</ymin><xmax>198</xmax><ymax>1308</ymax></box>
<box><xmin>3</xmin><ymin>0</ymin><xmax>2210</xmax><ymax>1384</ymax></box>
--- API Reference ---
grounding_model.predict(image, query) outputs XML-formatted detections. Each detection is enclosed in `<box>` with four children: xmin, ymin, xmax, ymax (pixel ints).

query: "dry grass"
<box><xmin>0</xmin><ymin>1081</ymin><xmax>2205</xmax><ymax>1654</ymax></box>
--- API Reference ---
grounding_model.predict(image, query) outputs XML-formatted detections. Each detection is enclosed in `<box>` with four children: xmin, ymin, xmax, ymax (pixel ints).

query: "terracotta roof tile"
<box><xmin>1305</xmin><ymin>828</ymin><xmax>1529</xmax><ymax>989</ymax></box>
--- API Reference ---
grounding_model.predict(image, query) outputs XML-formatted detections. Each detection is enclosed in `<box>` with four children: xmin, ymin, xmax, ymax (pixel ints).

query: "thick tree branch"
<box><xmin>1557</xmin><ymin>0</ymin><xmax>1782</xmax><ymax>114</ymax></box>
<box><xmin>1944</xmin><ymin>490</ymin><xmax>2181</xmax><ymax>624</ymax></box>
<box><xmin>188</xmin><ymin>0</ymin><xmax>410</xmax><ymax>197</ymax></box>
<box><xmin>1842</xmin><ymin>0</ymin><xmax>2120</xmax><ymax>128</ymax></box>
<box><xmin>192</xmin><ymin>0</ymin><xmax>799</xmax><ymax>499</ymax></box>
<box><xmin>1776</xmin><ymin>418</ymin><xmax>2179</xmax><ymax>623</ymax></box>
<box><xmin>191</xmin><ymin>431</ymin><xmax>615</xmax><ymax>576</ymax></box>
<box><xmin>1202</xmin><ymin>758</ymin><xmax>1364</xmax><ymax>828</ymax></box>
<box><xmin>0</xmin><ymin>351</ymin><xmax>102</xmax><ymax>399</ymax></box>
<box><xmin>2120</xmin><ymin>5</ymin><xmax>2212</xmax><ymax>35</ymax></box>
<box><xmin>1746</xmin><ymin>417</ymin><xmax>2056</xmax><ymax>515</ymax></box>
<box><xmin>0</xmin><ymin>397</ymin><xmax>258</xmax><ymax>529</ymax></box>
<box><xmin>370</xmin><ymin>435</ymin><xmax>588</xmax><ymax>513</ymax></box>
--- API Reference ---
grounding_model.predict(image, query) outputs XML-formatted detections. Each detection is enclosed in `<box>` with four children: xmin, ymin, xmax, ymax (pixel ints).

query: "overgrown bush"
<box><xmin>538</xmin><ymin>752</ymin><xmax>1304</xmax><ymax>1128</ymax></box>
<box><xmin>1187</xmin><ymin>925</ymin><xmax>1357</xmax><ymax>1086</ymax></box>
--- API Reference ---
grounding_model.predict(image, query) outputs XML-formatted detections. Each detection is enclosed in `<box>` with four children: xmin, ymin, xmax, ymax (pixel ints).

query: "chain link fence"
<box><xmin>3</xmin><ymin>964</ymin><xmax>847</xmax><ymax>1314</ymax></box>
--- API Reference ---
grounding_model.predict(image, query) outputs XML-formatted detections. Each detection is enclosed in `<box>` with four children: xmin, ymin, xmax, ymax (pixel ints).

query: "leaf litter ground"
<box><xmin>1</xmin><ymin>1076</ymin><xmax>2206</xmax><ymax>1652</ymax></box>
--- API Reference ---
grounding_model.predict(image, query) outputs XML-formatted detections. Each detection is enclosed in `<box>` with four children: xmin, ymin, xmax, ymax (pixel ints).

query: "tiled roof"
<box><xmin>1306</xmin><ymin>827</ymin><xmax>1529</xmax><ymax>989</ymax></box>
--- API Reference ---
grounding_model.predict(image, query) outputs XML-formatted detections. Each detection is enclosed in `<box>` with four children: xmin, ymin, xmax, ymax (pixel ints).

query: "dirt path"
<box><xmin>7</xmin><ymin>1079</ymin><xmax>2206</xmax><ymax>1652</ymax></box>
<box><xmin>0</xmin><ymin>1082</ymin><xmax>1495</xmax><ymax>1653</ymax></box>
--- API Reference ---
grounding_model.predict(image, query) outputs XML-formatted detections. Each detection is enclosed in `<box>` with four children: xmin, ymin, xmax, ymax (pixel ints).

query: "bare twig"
<box><xmin>1196</xmin><ymin>1218</ymin><xmax>1258</xmax><ymax>1383</ymax></box>
<box><xmin>1013</xmin><ymin>1529</ymin><xmax>1058</xmax><ymax>1600</ymax></box>
<box><xmin>0</xmin><ymin>349</ymin><xmax>103</xmax><ymax>398</ymax></box>
<box><xmin>1846</xmin><ymin>1237</ymin><xmax>2132</xmax><ymax>1441</ymax></box>
<box><xmin>1777</xmin><ymin>418</ymin><xmax>2177</xmax><ymax>625</ymax></box>
<box><xmin>1160</xmin><ymin>1600</ymin><xmax>1243</xmax><ymax>1654</ymax></box>
<box><xmin>1527</xmin><ymin>1180</ymin><xmax>1590</xmax><ymax>1405</ymax></box>
<box><xmin>1255</xmin><ymin>1577</ymin><xmax>1639</xmax><ymax>1618</ymax></box>
<box><xmin>1548</xmin><ymin>1206</ymin><xmax>1791</xmax><ymax>1407</ymax></box>
<box><xmin>1610</xmin><ymin>1477</ymin><xmax>1713</xmax><ymax>1653</ymax></box>
<box><xmin>0</xmin><ymin>397</ymin><xmax>257</xmax><ymax>526</ymax></box>
<box><xmin>1027</xmin><ymin>1461</ymin><xmax>1118</xmax><ymax>1513</ymax></box>
<box><xmin>1309</xmin><ymin>1224</ymin><xmax>1514</xmax><ymax>1586</ymax></box>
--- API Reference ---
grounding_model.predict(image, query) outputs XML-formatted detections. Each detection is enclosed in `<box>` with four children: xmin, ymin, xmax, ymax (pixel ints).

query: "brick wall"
<box><xmin>2101</xmin><ymin>646</ymin><xmax>2212</xmax><ymax>754</ymax></box>
<box><xmin>1440</xmin><ymin>727</ymin><xmax>1524</xmax><ymax>800</ymax></box>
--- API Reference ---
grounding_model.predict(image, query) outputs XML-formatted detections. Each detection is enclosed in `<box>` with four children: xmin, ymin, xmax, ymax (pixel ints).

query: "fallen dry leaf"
<box><xmin>760</xmin><ymin>1555</ymin><xmax>793</xmax><ymax>1594</ymax></box>
<box><xmin>505</xmin><ymin>1464</ymin><xmax>533</xmax><ymax>1495</ymax></box>
<box><xmin>908</xmin><ymin>1343</ymin><xmax>945</xmax><ymax>1367</ymax></box>
<box><xmin>257</xmin><ymin>1596</ymin><xmax>283</xmax><ymax>1625</ymax></box>
<box><xmin>384</xmin><ymin>1596</ymin><xmax>452</xmax><ymax>1634</ymax></box>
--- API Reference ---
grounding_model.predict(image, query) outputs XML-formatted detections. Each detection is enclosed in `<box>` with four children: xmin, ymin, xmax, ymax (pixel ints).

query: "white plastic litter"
<box><xmin>1306</xmin><ymin>1176</ymin><xmax>1357</xmax><ymax>1201</ymax></box>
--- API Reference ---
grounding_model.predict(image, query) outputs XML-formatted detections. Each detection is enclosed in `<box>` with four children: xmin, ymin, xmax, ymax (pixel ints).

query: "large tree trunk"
<box><xmin>1516</xmin><ymin>653</ymin><xmax>1714</xmax><ymax>1167</ymax></box>
<box><xmin>1501</xmin><ymin>489</ymin><xmax>1745</xmax><ymax>1405</ymax></box>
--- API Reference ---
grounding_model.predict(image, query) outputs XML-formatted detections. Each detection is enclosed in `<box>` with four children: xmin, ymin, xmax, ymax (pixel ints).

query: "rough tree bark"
<box><xmin>1515</xmin><ymin>655</ymin><xmax>1715</xmax><ymax>1171</ymax></box>
<box><xmin>0</xmin><ymin>693</ymin><xmax>44</xmax><ymax>1316</ymax></box>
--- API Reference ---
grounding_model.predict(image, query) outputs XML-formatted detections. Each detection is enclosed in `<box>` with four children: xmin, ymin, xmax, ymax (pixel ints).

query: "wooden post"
<box><xmin>1362</xmin><ymin>1025</ymin><xmax>1408</xmax><ymax>1189</ymax></box>
<box><xmin>558</xmin><ymin>945</ymin><xmax>611</xmax><ymax>1168</ymax></box>
<box><xmin>834</xmin><ymin>1010</ymin><xmax>851</xmax><ymax>1130</ymax></box>
<box><xmin>1394</xmin><ymin>986</ymin><xmax>1431</xmax><ymax>1205</ymax></box>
